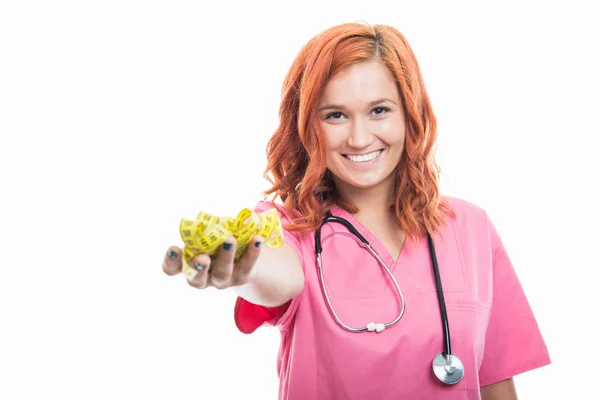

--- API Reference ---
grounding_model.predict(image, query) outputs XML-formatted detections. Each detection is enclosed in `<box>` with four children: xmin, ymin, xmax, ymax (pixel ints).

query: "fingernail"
<box><xmin>223</xmin><ymin>242</ymin><xmax>233</xmax><ymax>251</ymax></box>
<box><xmin>168</xmin><ymin>250</ymin><xmax>178</xmax><ymax>259</ymax></box>
<box><xmin>194</xmin><ymin>262</ymin><xmax>206</xmax><ymax>271</ymax></box>
<box><xmin>254</xmin><ymin>241</ymin><xmax>262</xmax><ymax>248</ymax></box>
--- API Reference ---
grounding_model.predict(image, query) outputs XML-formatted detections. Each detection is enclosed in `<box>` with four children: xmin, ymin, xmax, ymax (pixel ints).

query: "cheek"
<box><xmin>377</xmin><ymin>118</ymin><xmax>405</xmax><ymax>144</ymax></box>
<box><xmin>321</xmin><ymin>124</ymin><xmax>347</xmax><ymax>152</ymax></box>
<box><xmin>321</xmin><ymin>129</ymin><xmax>339</xmax><ymax>170</ymax></box>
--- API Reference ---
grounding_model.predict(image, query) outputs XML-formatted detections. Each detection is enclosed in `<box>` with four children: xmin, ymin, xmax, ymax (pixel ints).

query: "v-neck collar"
<box><xmin>329</xmin><ymin>204</ymin><xmax>422</xmax><ymax>270</ymax></box>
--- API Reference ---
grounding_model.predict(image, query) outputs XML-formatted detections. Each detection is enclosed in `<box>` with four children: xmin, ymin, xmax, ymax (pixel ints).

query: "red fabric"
<box><xmin>234</xmin><ymin>296</ymin><xmax>291</xmax><ymax>334</ymax></box>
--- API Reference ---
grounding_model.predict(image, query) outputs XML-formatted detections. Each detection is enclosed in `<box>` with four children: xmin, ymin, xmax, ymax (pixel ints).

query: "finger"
<box><xmin>162</xmin><ymin>246</ymin><xmax>182</xmax><ymax>276</ymax></box>
<box><xmin>186</xmin><ymin>253</ymin><xmax>212</xmax><ymax>289</ymax></box>
<box><xmin>232</xmin><ymin>235</ymin><xmax>263</xmax><ymax>286</ymax></box>
<box><xmin>209</xmin><ymin>237</ymin><xmax>236</xmax><ymax>289</ymax></box>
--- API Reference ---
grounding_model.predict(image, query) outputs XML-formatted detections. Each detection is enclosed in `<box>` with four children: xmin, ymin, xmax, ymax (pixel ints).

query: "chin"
<box><xmin>337</xmin><ymin>173</ymin><xmax>392</xmax><ymax>191</ymax></box>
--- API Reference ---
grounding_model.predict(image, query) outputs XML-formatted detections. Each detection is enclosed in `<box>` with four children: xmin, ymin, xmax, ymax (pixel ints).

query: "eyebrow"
<box><xmin>318</xmin><ymin>98</ymin><xmax>397</xmax><ymax>112</ymax></box>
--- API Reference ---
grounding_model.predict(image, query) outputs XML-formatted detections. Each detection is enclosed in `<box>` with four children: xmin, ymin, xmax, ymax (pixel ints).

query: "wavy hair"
<box><xmin>263</xmin><ymin>22</ymin><xmax>455</xmax><ymax>242</ymax></box>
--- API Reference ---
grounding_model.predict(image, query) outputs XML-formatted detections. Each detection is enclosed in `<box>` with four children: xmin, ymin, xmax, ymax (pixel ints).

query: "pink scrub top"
<box><xmin>234</xmin><ymin>197</ymin><xmax>551</xmax><ymax>399</ymax></box>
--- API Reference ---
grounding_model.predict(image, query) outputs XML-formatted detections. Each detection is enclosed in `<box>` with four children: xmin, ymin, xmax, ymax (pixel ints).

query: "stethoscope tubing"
<box><xmin>427</xmin><ymin>233</ymin><xmax>452</xmax><ymax>357</ymax></box>
<box><xmin>315</xmin><ymin>213</ymin><xmax>452</xmax><ymax>356</ymax></box>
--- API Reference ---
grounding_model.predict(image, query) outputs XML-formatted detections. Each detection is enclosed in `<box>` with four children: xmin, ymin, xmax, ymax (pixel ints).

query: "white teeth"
<box><xmin>346</xmin><ymin>150</ymin><xmax>382</xmax><ymax>163</ymax></box>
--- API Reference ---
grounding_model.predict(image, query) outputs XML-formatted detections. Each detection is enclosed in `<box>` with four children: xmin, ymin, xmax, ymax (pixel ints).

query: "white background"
<box><xmin>1</xmin><ymin>1</ymin><xmax>598</xmax><ymax>398</ymax></box>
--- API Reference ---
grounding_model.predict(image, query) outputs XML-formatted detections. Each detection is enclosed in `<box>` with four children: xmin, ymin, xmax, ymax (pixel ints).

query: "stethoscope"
<box><xmin>315</xmin><ymin>211</ymin><xmax>465</xmax><ymax>385</ymax></box>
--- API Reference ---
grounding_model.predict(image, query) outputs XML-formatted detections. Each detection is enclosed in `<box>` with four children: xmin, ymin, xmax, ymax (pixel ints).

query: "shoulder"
<box><xmin>443</xmin><ymin>195</ymin><xmax>489</xmax><ymax>222</ymax></box>
<box><xmin>441</xmin><ymin>195</ymin><xmax>499</xmax><ymax>250</ymax></box>
<box><xmin>253</xmin><ymin>199</ymin><xmax>311</xmax><ymax>245</ymax></box>
<box><xmin>253</xmin><ymin>199</ymin><xmax>302</xmax><ymax>221</ymax></box>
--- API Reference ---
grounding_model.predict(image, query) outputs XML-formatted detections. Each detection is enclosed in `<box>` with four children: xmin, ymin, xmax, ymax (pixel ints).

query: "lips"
<box><xmin>344</xmin><ymin>150</ymin><xmax>383</xmax><ymax>163</ymax></box>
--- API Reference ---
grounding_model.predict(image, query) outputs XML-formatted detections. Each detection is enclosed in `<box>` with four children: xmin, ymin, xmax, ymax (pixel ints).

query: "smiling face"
<box><xmin>317</xmin><ymin>59</ymin><xmax>406</xmax><ymax>198</ymax></box>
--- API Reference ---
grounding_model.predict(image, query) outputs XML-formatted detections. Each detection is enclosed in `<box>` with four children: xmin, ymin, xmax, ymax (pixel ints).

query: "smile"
<box><xmin>343</xmin><ymin>150</ymin><xmax>383</xmax><ymax>163</ymax></box>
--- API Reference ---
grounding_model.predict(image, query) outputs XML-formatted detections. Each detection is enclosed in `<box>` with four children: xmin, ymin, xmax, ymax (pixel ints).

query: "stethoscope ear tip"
<box><xmin>432</xmin><ymin>353</ymin><xmax>465</xmax><ymax>385</ymax></box>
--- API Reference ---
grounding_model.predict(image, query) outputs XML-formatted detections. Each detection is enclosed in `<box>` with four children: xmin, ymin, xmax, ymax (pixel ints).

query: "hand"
<box><xmin>162</xmin><ymin>235</ymin><xmax>264</xmax><ymax>290</ymax></box>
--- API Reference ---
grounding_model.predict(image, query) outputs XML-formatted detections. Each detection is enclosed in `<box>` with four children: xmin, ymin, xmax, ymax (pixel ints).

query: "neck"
<box><xmin>334</xmin><ymin>174</ymin><xmax>396</xmax><ymax>221</ymax></box>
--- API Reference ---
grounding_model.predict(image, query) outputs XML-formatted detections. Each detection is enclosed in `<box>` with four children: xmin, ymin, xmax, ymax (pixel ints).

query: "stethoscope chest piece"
<box><xmin>432</xmin><ymin>353</ymin><xmax>464</xmax><ymax>385</ymax></box>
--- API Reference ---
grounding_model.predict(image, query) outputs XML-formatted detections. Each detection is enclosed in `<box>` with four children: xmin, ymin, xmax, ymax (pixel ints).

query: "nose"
<box><xmin>347</xmin><ymin>118</ymin><xmax>374</xmax><ymax>149</ymax></box>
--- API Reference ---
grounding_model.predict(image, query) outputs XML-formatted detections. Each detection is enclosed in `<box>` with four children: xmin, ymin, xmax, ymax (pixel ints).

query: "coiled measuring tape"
<box><xmin>179</xmin><ymin>208</ymin><xmax>284</xmax><ymax>280</ymax></box>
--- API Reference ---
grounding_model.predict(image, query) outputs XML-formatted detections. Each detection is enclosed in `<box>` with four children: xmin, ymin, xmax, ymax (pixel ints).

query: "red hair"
<box><xmin>263</xmin><ymin>22</ymin><xmax>455</xmax><ymax>242</ymax></box>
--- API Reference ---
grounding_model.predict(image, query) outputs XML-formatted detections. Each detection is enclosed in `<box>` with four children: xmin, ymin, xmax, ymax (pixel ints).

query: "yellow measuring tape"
<box><xmin>179</xmin><ymin>208</ymin><xmax>284</xmax><ymax>280</ymax></box>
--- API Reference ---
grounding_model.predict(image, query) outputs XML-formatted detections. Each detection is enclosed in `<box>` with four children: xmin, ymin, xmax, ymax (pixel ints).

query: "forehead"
<box><xmin>319</xmin><ymin>59</ymin><xmax>399</xmax><ymax>105</ymax></box>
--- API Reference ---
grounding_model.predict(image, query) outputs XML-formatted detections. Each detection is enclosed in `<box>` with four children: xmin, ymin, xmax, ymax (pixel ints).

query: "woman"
<box><xmin>162</xmin><ymin>22</ymin><xmax>550</xmax><ymax>399</ymax></box>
